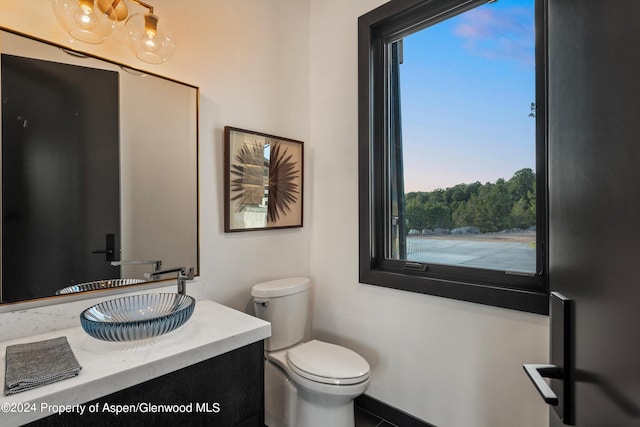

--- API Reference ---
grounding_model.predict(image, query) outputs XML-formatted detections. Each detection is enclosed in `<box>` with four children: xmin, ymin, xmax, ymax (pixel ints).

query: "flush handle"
<box><xmin>253</xmin><ymin>298</ymin><xmax>269</xmax><ymax>307</ymax></box>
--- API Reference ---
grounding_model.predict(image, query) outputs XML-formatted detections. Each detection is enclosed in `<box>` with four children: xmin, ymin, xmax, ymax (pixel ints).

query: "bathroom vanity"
<box><xmin>0</xmin><ymin>300</ymin><xmax>270</xmax><ymax>427</ymax></box>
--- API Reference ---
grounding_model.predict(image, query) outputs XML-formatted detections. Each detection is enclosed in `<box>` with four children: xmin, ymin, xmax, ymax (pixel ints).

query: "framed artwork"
<box><xmin>224</xmin><ymin>127</ymin><xmax>303</xmax><ymax>232</ymax></box>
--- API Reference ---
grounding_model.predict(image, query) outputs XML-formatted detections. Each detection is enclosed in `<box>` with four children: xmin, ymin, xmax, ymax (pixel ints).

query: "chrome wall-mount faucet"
<box><xmin>111</xmin><ymin>259</ymin><xmax>163</xmax><ymax>277</ymax></box>
<box><xmin>145</xmin><ymin>267</ymin><xmax>195</xmax><ymax>295</ymax></box>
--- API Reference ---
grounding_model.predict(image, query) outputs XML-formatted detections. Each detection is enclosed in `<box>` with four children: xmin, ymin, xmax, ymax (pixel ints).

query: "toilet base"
<box><xmin>265</xmin><ymin>358</ymin><xmax>297</xmax><ymax>427</ymax></box>
<box><xmin>295</xmin><ymin>394</ymin><xmax>355</xmax><ymax>427</ymax></box>
<box><xmin>264</xmin><ymin>356</ymin><xmax>368</xmax><ymax>427</ymax></box>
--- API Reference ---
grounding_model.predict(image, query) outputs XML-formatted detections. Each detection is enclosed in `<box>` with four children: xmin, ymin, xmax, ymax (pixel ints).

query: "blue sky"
<box><xmin>400</xmin><ymin>0</ymin><xmax>536</xmax><ymax>192</ymax></box>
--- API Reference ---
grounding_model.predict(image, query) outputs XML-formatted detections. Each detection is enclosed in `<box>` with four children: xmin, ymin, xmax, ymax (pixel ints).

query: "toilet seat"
<box><xmin>286</xmin><ymin>340</ymin><xmax>370</xmax><ymax>385</ymax></box>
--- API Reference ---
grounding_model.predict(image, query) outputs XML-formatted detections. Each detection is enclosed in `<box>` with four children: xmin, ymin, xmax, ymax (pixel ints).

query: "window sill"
<box><xmin>359</xmin><ymin>267</ymin><xmax>549</xmax><ymax>315</ymax></box>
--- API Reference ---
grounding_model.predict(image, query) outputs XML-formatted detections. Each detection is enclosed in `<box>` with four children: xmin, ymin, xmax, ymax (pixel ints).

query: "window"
<box><xmin>358</xmin><ymin>0</ymin><xmax>548</xmax><ymax>314</ymax></box>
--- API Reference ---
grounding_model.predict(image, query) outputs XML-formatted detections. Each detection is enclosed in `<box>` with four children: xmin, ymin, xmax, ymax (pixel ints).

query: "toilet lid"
<box><xmin>286</xmin><ymin>340</ymin><xmax>370</xmax><ymax>385</ymax></box>
<box><xmin>251</xmin><ymin>277</ymin><xmax>310</xmax><ymax>298</ymax></box>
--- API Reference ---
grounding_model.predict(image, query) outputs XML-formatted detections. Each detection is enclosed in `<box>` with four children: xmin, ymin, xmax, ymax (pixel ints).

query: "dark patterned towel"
<box><xmin>5</xmin><ymin>336</ymin><xmax>82</xmax><ymax>395</ymax></box>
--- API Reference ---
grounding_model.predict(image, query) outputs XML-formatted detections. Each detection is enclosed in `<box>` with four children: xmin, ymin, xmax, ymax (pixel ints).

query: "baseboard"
<box><xmin>354</xmin><ymin>394</ymin><xmax>436</xmax><ymax>427</ymax></box>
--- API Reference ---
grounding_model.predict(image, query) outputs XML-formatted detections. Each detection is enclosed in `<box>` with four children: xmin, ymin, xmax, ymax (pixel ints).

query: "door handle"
<box><xmin>523</xmin><ymin>364</ymin><xmax>561</xmax><ymax>405</ymax></box>
<box><xmin>522</xmin><ymin>292</ymin><xmax>574</xmax><ymax>425</ymax></box>
<box><xmin>92</xmin><ymin>233</ymin><xmax>115</xmax><ymax>262</ymax></box>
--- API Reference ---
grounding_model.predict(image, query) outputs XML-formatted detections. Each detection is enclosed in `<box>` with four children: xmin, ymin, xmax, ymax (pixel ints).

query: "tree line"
<box><xmin>405</xmin><ymin>168</ymin><xmax>536</xmax><ymax>233</ymax></box>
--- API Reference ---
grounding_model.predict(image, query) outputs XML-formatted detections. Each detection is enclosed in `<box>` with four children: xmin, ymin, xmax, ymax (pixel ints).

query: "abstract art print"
<box><xmin>224</xmin><ymin>127</ymin><xmax>303</xmax><ymax>232</ymax></box>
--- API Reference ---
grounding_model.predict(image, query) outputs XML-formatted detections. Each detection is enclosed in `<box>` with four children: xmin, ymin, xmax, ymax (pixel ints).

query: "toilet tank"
<box><xmin>252</xmin><ymin>277</ymin><xmax>310</xmax><ymax>351</ymax></box>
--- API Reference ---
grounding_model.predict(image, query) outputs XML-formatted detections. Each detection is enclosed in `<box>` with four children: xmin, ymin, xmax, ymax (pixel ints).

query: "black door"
<box><xmin>529</xmin><ymin>1</ymin><xmax>640</xmax><ymax>425</ymax></box>
<box><xmin>1</xmin><ymin>55</ymin><xmax>120</xmax><ymax>302</ymax></box>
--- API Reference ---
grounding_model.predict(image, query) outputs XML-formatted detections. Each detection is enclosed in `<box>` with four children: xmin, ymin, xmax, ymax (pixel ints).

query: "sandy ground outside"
<box><xmin>414</xmin><ymin>230</ymin><xmax>536</xmax><ymax>244</ymax></box>
<box><xmin>405</xmin><ymin>231</ymin><xmax>537</xmax><ymax>272</ymax></box>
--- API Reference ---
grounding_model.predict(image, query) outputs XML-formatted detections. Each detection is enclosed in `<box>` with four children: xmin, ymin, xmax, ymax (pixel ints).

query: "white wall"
<box><xmin>307</xmin><ymin>1</ymin><xmax>550</xmax><ymax>426</ymax></box>
<box><xmin>1</xmin><ymin>1</ymin><xmax>551</xmax><ymax>426</ymax></box>
<box><xmin>0</xmin><ymin>0</ymin><xmax>311</xmax><ymax>313</ymax></box>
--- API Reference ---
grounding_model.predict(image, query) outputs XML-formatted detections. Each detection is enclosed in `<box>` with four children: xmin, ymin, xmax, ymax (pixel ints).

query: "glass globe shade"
<box><xmin>52</xmin><ymin>0</ymin><xmax>118</xmax><ymax>44</ymax></box>
<box><xmin>125</xmin><ymin>13</ymin><xmax>175</xmax><ymax>64</ymax></box>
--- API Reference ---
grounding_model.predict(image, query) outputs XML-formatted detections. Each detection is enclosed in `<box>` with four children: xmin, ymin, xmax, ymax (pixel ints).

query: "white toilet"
<box><xmin>252</xmin><ymin>277</ymin><xmax>370</xmax><ymax>427</ymax></box>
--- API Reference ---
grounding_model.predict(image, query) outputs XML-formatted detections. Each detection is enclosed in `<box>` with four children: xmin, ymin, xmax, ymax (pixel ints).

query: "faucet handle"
<box><xmin>180</xmin><ymin>267</ymin><xmax>195</xmax><ymax>281</ymax></box>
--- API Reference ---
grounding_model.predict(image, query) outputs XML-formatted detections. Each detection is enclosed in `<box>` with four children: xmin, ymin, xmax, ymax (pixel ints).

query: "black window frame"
<box><xmin>358</xmin><ymin>0</ymin><xmax>549</xmax><ymax>314</ymax></box>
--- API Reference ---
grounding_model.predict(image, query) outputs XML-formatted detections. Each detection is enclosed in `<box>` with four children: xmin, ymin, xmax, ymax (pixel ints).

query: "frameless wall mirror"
<box><xmin>0</xmin><ymin>28</ymin><xmax>199</xmax><ymax>304</ymax></box>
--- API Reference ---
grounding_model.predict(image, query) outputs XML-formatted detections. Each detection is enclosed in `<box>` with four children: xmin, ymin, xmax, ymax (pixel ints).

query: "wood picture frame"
<box><xmin>224</xmin><ymin>127</ymin><xmax>303</xmax><ymax>232</ymax></box>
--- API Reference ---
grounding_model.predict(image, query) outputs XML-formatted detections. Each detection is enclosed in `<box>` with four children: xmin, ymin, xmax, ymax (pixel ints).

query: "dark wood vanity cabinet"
<box><xmin>27</xmin><ymin>341</ymin><xmax>264</xmax><ymax>427</ymax></box>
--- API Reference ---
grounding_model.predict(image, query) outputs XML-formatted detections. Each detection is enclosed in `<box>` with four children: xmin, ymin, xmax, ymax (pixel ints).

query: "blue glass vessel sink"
<box><xmin>80</xmin><ymin>293</ymin><xmax>196</xmax><ymax>341</ymax></box>
<box><xmin>56</xmin><ymin>278</ymin><xmax>147</xmax><ymax>295</ymax></box>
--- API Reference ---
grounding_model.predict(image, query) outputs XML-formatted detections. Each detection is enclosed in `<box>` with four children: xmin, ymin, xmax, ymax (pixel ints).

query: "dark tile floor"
<box><xmin>355</xmin><ymin>406</ymin><xmax>397</xmax><ymax>427</ymax></box>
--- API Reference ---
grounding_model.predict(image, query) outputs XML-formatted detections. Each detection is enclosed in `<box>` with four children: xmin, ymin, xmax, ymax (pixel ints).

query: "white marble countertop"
<box><xmin>0</xmin><ymin>299</ymin><xmax>270</xmax><ymax>426</ymax></box>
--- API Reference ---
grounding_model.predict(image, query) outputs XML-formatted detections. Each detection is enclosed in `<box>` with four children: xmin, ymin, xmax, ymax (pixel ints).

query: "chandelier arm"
<box><xmin>127</xmin><ymin>0</ymin><xmax>154</xmax><ymax>14</ymax></box>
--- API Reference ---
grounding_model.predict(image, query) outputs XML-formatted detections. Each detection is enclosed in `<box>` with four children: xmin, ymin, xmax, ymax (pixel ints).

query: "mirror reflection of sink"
<box><xmin>80</xmin><ymin>293</ymin><xmax>196</xmax><ymax>342</ymax></box>
<box><xmin>55</xmin><ymin>278</ymin><xmax>148</xmax><ymax>295</ymax></box>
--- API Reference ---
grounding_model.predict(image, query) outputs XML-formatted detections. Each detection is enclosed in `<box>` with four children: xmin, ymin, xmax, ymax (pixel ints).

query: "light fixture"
<box><xmin>124</xmin><ymin>10</ymin><xmax>175</xmax><ymax>64</ymax></box>
<box><xmin>52</xmin><ymin>0</ymin><xmax>175</xmax><ymax>64</ymax></box>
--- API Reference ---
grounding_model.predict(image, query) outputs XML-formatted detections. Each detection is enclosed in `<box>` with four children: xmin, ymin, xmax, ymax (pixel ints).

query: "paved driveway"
<box><xmin>406</xmin><ymin>235</ymin><xmax>536</xmax><ymax>273</ymax></box>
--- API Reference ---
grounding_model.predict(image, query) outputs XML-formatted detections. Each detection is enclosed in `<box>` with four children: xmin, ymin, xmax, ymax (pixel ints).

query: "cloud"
<box><xmin>453</xmin><ymin>6</ymin><xmax>535</xmax><ymax>66</ymax></box>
